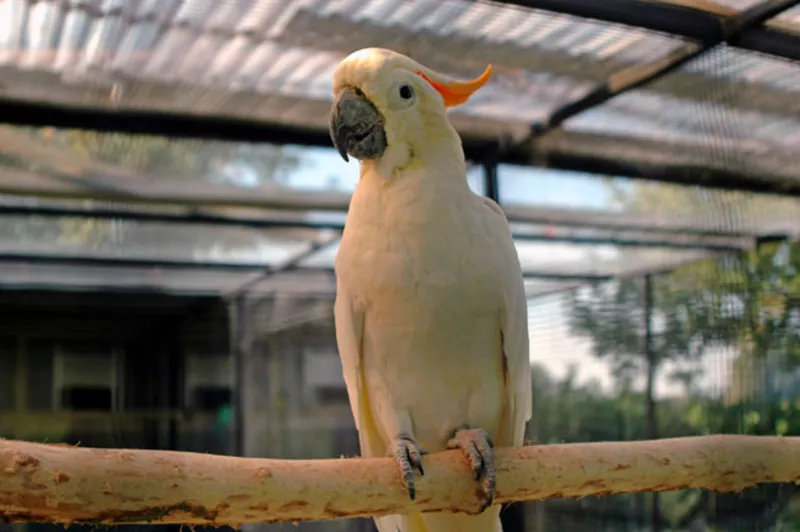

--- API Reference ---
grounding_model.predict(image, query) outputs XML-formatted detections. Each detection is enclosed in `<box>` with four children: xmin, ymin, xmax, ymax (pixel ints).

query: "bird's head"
<box><xmin>329</xmin><ymin>48</ymin><xmax>491</xmax><ymax>172</ymax></box>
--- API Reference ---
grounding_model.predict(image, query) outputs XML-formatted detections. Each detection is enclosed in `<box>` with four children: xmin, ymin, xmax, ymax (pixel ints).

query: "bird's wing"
<box><xmin>481</xmin><ymin>196</ymin><xmax>532</xmax><ymax>446</ymax></box>
<box><xmin>333</xmin><ymin>277</ymin><xmax>385</xmax><ymax>454</ymax></box>
<box><xmin>334</xmin><ymin>278</ymin><xmax>418</xmax><ymax>532</ymax></box>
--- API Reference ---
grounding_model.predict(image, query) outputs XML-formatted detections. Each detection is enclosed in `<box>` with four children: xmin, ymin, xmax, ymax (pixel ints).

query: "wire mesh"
<box><xmin>0</xmin><ymin>1</ymin><xmax>798</xmax><ymax>532</ymax></box>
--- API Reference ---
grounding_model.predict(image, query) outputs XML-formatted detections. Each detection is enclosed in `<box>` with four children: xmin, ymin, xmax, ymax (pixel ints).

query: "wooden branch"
<box><xmin>1</xmin><ymin>436</ymin><xmax>798</xmax><ymax>526</ymax></box>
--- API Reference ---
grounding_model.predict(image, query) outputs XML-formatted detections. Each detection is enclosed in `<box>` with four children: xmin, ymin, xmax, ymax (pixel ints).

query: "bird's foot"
<box><xmin>447</xmin><ymin>425</ymin><xmax>495</xmax><ymax>510</ymax></box>
<box><xmin>387</xmin><ymin>434</ymin><xmax>427</xmax><ymax>501</ymax></box>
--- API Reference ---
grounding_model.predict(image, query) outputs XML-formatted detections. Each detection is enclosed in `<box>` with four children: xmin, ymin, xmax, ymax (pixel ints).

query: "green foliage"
<box><xmin>51</xmin><ymin>128</ymin><xmax>300</xmax><ymax>185</ymax></box>
<box><xmin>529</xmin><ymin>363</ymin><xmax>800</xmax><ymax>529</ymax></box>
<box><xmin>554</xmin><ymin>180</ymin><xmax>800</xmax><ymax>529</ymax></box>
<box><xmin>1</xmin><ymin>126</ymin><xmax>305</xmax><ymax>254</ymax></box>
<box><xmin>568</xmin><ymin>179</ymin><xmax>799</xmax><ymax>401</ymax></box>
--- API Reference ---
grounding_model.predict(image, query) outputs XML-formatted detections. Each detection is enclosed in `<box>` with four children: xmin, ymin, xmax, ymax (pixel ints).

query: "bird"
<box><xmin>329</xmin><ymin>47</ymin><xmax>531</xmax><ymax>532</ymax></box>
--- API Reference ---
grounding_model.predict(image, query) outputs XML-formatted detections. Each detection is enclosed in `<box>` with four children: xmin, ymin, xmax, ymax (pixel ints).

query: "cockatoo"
<box><xmin>329</xmin><ymin>48</ymin><xmax>531</xmax><ymax>532</ymax></box>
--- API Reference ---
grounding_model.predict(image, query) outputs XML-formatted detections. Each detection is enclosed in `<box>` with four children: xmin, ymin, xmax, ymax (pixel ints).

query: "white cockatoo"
<box><xmin>329</xmin><ymin>48</ymin><xmax>531</xmax><ymax>532</ymax></box>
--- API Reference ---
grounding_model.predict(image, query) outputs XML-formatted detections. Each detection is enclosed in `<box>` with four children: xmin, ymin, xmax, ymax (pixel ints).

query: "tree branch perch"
<box><xmin>1</xmin><ymin>436</ymin><xmax>798</xmax><ymax>526</ymax></box>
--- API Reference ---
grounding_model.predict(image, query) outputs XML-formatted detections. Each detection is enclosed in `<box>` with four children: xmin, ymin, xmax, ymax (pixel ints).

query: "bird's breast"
<box><xmin>337</xmin><ymin>180</ymin><xmax>499</xmax><ymax>312</ymax></box>
<box><xmin>337</xmin><ymin>178</ymin><xmax>508</xmax><ymax>448</ymax></box>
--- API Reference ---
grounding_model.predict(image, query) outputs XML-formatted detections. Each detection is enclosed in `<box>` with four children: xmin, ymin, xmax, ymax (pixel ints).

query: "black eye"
<box><xmin>399</xmin><ymin>84</ymin><xmax>413</xmax><ymax>100</ymax></box>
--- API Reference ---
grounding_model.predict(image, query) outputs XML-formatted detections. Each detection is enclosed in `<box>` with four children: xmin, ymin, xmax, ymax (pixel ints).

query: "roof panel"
<box><xmin>678</xmin><ymin>44</ymin><xmax>800</xmax><ymax>94</ymax></box>
<box><xmin>0</xmin><ymin>1</ymin><xmax>797</xmax><ymax>200</ymax></box>
<box><xmin>561</xmin><ymin>47</ymin><xmax>800</xmax><ymax>179</ymax></box>
<box><xmin>565</xmin><ymin>89</ymin><xmax>800</xmax><ymax>151</ymax></box>
<box><xmin>0</xmin><ymin>0</ymin><xmax>693</xmax><ymax>135</ymax></box>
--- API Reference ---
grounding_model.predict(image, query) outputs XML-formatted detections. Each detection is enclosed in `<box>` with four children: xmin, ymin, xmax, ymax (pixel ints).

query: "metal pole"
<box><xmin>484</xmin><ymin>160</ymin><xmax>500</xmax><ymax>204</ymax></box>
<box><xmin>229</xmin><ymin>295</ymin><xmax>246</xmax><ymax>457</ymax></box>
<box><xmin>643</xmin><ymin>274</ymin><xmax>659</xmax><ymax>531</ymax></box>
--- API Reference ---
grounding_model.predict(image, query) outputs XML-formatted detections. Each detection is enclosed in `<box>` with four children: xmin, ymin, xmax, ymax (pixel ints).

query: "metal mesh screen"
<box><xmin>518</xmin><ymin>102</ymin><xmax>799</xmax><ymax>529</ymax></box>
<box><xmin>0</xmin><ymin>1</ymin><xmax>799</xmax><ymax>531</ymax></box>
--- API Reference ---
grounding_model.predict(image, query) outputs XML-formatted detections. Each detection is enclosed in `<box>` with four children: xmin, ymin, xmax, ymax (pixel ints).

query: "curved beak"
<box><xmin>329</xmin><ymin>87</ymin><xmax>387</xmax><ymax>162</ymax></box>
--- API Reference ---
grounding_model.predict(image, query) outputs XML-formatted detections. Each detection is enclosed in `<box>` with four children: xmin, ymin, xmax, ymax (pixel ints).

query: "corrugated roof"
<box><xmin>0</xmin><ymin>0</ymin><xmax>797</xmax><ymax>295</ymax></box>
<box><xmin>1</xmin><ymin>1</ymin><xmax>794</xmax><ymax>130</ymax></box>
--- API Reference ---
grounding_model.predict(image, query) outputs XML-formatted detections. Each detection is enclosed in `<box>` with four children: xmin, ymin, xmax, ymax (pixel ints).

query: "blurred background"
<box><xmin>0</xmin><ymin>1</ymin><xmax>798</xmax><ymax>531</ymax></box>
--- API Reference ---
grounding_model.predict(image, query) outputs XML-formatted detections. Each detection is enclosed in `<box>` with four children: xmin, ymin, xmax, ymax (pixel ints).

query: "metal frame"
<box><xmin>0</xmin><ymin>203</ymin><xmax>751</xmax><ymax>251</ymax></box>
<box><xmin>0</xmin><ymin>252</ymin><xmax>613</xmax><ymax>282</ymax></box>
<box><xmin>498</xmin><ymin>0</ymin><xmax>800</xmax><ymax>62</ymax></box>
<box><xmin>528</xmin><ymin>130</ymin><xmax>800</xmax><ymax>197</ymax></box>
<box><xmin>225</xmin><ymin>236</ymin><xmax>343</xmax><ymax>297</ymax></box>
<box><xmin>3</xmin><ymin>104</ymin><xmax>796</xmax><ymax>198</ymax></box>
<box><xmin>0</xmin><ymin>253</ymin><xmax>285</xmax><ymax>272</ymax></box>
<box><xmin>524</xmin><ymin>0</ymin><xmax>800</xmax><ymax>136</ymax></box>
<box><xmin>0</xmin><ymin>3</ymin><xmax>797</xmax><ymax>198</ymax></box>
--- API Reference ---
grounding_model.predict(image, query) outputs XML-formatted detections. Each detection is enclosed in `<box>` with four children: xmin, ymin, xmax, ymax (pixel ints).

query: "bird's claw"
<box><xmin>387</xmin><ymin>434</ymin><xmax>427</xmax><ymax>501</ymax></box>
<box><xmin>447</xmin><ymin>426</ymin><xmax>496</xmax><ymax>510</ymax></box>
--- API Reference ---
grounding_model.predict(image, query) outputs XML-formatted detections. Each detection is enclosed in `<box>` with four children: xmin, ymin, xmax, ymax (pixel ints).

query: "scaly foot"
<box><xmin>387</xmin><ymin>434</ymin><xmax>427</xmax><ymax>501</ymax></box>
<box><xmin>447</xmin><ymin>425</ymin><xmax>495</xmax><ymax>510</ymax></box>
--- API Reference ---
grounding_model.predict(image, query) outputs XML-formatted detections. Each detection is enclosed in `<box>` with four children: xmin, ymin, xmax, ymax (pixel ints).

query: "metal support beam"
<box><xmin>496</xmin><ymin>0</ymin><xmax>800</xmax><ymax>62</ymax></box>
<box><xmin>225</xmin><ymin>236</ymin><xmax>342</xmax><ymax>297</ymax></box>
<box><xmin>530</xmin><ymin>130</ymin><xmax>800</xmax><ymax>198</ymax></box>
<box><xmin>0</xmin><ymin>96</ymin><xmax>328</xmax><ymax>146</ymax></box>
<box><xmin>0</xmin><ymin>203</ymin><xmax>749</xmax><ymax>251</ymax></box>
<box><xmin>527</xmin><ymin>0</ymin><xmax>800</xmax><ymax>136</ymax></box>
<box><xmin>0</xmin><ymin>252</ymin><xmax>610</xmax><ymax>283</ymax></box>
<box><xmin>484</xmin><ymin>161</ymin><xmax>500</xmax><ymax>205</ymax></box>
<box><xmin>0</xmin><ymin>253</ymin><xmax>286</xmax><ymax>272</ymax></box>
<box><xmin>642</xmin><ymin>274</ymin><xmax>660</xmax><ymax>530</ymax></box>
<box><xmin>0</xmin><ymin>193</ymin><xmax>755</xmax><ymax>238</ymax></box>
<box><xmin>2</xmin><ymin>103</ymin><xmax>795</xmax><ymax>199</ymax></box>
<box><xmin>0</xmin><ymin>203</ymin><xmax>347</xmax><ymax>231</ymax></box>
<box><xmin>228</xmin><ymin>295</ymin><xmax>247</xmax><ymax>458</ymax></box>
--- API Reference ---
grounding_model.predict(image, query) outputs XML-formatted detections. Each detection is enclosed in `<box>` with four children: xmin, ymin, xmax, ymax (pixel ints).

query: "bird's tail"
<box><xmin>374</xmin><ymin>506</ymin><xmax>502</xmax><ymax>532</ymax></box>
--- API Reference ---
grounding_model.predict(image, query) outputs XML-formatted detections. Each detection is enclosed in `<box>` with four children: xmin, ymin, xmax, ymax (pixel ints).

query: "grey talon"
<box><xmin>388</xmin><ymin>435</ymin><xmax>426</xmax><ymax>501</ymax></box>
<box><xmin>447</xmin><ymin>426</ymin><xmax>496</xmax><ymax>508</ymax></box>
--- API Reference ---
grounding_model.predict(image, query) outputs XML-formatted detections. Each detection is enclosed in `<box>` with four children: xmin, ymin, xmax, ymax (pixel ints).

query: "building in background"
<box><xmin>0</xmin><ymin>281</ymin><xmax>367</xmax><ymax>532</ymax></box>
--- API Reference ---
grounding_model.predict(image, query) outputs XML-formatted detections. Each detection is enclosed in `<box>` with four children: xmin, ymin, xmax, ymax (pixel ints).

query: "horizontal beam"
<box><xmin>530</xmin><ymin>130</ymin><xmax>800</xmax><ymax>197</ymax></box>
<box><xmin>0</xmin><ymin>252</ymin><xmax>613</xmax><ymax>282</ymax></box>
<box><xmin>0</xmin><ymin>204</ymin><xmax>749</xmax><ymax>251</ymax></box>
<box><xmin>3</xmin><ymin>104</ymin><xmax>797</xmax><ymax>200</ymax></box>
<box><xmin>0</xmin><ymin>436</ymin><xmax>797</xmax><ymax>524</ymax></box>
<box><xmin>499</xmin><ymin>0</ymin><xmax>800</xmax><ymax>62</ymax></box>
<box><xmin>0</xmin><ymin>147</ymin><xmax>760</xmax><ymax>237</ymax></box>
<box><xmin>735</xmin><ymin>24</ymin><xmax>800</xmax><ymax>61</ymax></box>
<box><xmin>0</xmin><ymin>96</ymin><xmax>331</xmax><ymax>147</ymax></box>
<box><xmin>0</xmin><ymin>253</ymin><xmax>285</xmax><ymax>272</ymax></box>
<box><xmin>225</xmin><ymin>236</ymin><xmax>342</xmax><ymax>297</ymax></box>
<box><xmin>0</xmin><ymin>203</ymin><xmax>346</xmax><ymax>230</ymax></box>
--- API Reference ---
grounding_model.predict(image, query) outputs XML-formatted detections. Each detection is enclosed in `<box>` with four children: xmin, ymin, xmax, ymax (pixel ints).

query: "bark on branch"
<box><xmin>1</xmin><ymin>435</ymin><xmax>798</xmax><ymax>526</ymax></box>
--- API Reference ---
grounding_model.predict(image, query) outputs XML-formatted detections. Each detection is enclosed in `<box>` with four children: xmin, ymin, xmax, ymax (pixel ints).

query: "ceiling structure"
<box><xmin>0</xmin><ymin>0</ymin><xmax>798</xmax><ymax>299</ymax></box>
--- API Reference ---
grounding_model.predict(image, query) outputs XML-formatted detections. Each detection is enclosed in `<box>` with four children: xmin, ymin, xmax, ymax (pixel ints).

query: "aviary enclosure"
<box><xmin>0</xmin><ymin>0</ymin><xmax>798</xmax><ymax>531</ymax></box>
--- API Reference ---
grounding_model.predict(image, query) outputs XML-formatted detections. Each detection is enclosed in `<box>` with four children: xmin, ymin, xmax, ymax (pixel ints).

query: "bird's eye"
<box><xmin>399</xmin><ymin>84</ymin><xmax>413</xmax><ymax>100</ymax></box>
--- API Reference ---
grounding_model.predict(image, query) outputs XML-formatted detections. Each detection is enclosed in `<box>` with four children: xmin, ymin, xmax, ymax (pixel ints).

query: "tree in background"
<box><xmin>0</xmin><ymin>125</ymin><xmax>306</xmax><ymax>258</ymax></box>
<box><xmin>52</xmin><ymin>128</ymin><xmax>300</xmax><ymax>186</ymax></box>
<box><xmin>570</xmin><ymin>178</ymin><xmax>799</xmax><ymax>418</ymax></box>
<box><xmin>564</xmin><ymin>178</ymin><xmax>800</xmax><ymax>530</ymax></box>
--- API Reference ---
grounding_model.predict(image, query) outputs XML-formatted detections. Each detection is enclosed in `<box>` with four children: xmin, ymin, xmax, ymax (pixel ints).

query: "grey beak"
<box><xmin>329</xmin><ymin>87</ymin><xmax>387</xmax><ymax>162</ymax></box>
